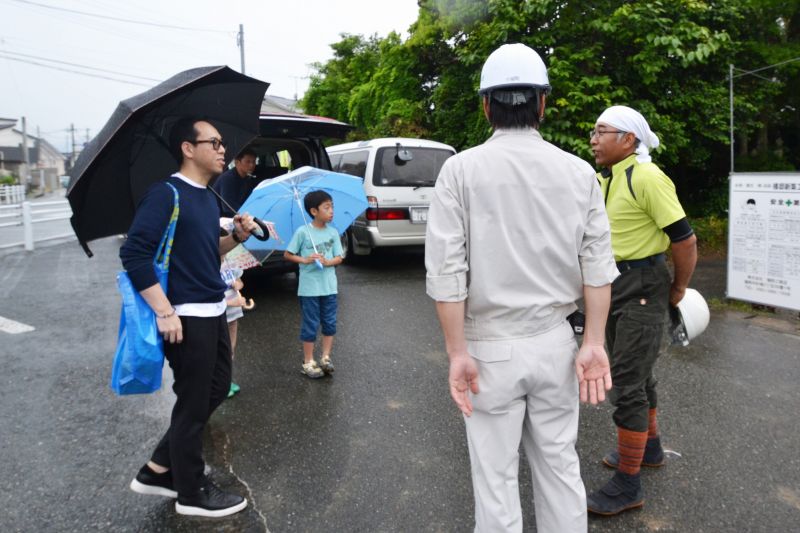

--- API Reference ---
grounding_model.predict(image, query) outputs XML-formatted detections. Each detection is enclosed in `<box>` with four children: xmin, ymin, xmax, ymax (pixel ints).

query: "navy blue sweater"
<box><xmin>120</xmin><ymin>176</ymin><xmax>226</xmax><ymax>305</ymax></box>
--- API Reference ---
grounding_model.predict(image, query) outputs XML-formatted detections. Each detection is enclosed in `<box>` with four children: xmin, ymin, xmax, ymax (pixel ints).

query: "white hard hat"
<box><xmin>670</xmin><ymin>288</ymin><xmax>710</xmax><ymax>346</ymax></box>
<box><xmin>479</xmin><ymin>43</ymin><xmax>551</xmax><ymax>96</ymax></box>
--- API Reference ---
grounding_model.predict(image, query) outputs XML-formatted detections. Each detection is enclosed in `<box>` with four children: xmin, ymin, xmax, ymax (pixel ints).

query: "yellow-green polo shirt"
<box><xmin>598</xmin><ymin>154</ymin><xmax>685</xmax><ymax>262</ymax></box>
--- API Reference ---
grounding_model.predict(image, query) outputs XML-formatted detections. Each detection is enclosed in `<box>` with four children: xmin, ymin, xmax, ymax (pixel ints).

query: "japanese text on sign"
<box><xmin>727</xmin><ymin>173</ymin><xmax>800</xmax><ymax>311</ymax></box>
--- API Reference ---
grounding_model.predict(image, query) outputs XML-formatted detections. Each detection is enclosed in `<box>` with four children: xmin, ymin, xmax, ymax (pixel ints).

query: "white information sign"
<box><xmin>727</xmin><ymin>172</ymin><xmax>800</xmax><ymax>311</ymax></box>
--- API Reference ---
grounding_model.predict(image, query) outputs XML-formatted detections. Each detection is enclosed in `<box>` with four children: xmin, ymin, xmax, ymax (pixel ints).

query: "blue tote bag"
<box><xmin>110</xmin><ymin>183</ymin><xmax>179</xmax><ymax>395</ymax></box>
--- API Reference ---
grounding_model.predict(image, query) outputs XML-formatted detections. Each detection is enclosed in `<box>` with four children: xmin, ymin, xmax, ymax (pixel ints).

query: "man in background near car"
<box><xmin>425</xmin><ymin>43</ymin><xmax>619</xmax><ymax>533</ymax></box>
<box><xmin>212</xmin><ymin>147</ymin><xmax>257</xmax><ymax>216</ymax></box>
<box><xmin>586</xmin><ymin>105</ymin><xmax>697</xmax><ymax>516</ymax></box>
<box><xmin>121</xmin><ymin>118</ymin><xmax>258</xmax><ymax>518</ymax></box>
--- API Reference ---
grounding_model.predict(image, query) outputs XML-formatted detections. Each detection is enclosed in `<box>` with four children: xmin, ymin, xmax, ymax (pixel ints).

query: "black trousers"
<box><xmin>150</xmin><ymin>314</ymin><xmax>231</xmax><ymax>496</ymax></box>
<box><xmin>607</xmin><ymin>261</ymin><xmax>671</xmax><ymax>432</ymax></box>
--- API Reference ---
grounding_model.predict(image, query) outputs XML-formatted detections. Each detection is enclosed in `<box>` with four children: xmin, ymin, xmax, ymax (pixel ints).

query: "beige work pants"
<box><xmin>464</xmin><ymin>322</ymin><xmax>586</xmax><ymax>533</ymax></box>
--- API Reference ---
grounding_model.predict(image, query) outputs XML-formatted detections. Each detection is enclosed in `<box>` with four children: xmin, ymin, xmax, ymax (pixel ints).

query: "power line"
<box><xmin>9</xmin><ymin>0</ymin><xmax>232</xmax><ymax>34</ymax></box>
<box><xmin>6</xmin><ymin>3</ymin><xmax>235</xmax><ymax>60</ymax></box>
<box><xmin>0</xmin><ymin>54</ymin><xmax>151</xmax><ymax>86</ymax></box>
<box><xmin>0</xmin><ymin>50</ymin><xmax>161</xmax><ymax>82</ymax></box>
<box><xmin>728</xmin><ymin>56</ymin><xmax>800</xmax><ymax>173</ymax></box>
<box><xmin>731</xmin><ymin>56</ymin><xmax>800</xmax><ymax>79</ymax></box>
<box><xmin>15</xmin><ymin>7</ymin><xmax>230</xmax><ymax>59</ymax></box>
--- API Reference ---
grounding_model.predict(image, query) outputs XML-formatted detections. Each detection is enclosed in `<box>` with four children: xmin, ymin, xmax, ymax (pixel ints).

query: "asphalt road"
<box><xmin>1</xmin><ymin>238</ymin><xmax>799</xmax><ymax>532</ymax></box>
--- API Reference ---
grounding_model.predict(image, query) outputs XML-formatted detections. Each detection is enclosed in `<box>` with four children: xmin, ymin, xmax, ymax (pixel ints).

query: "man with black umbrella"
<box><xmin>121</xmin><ymin>118</ymin><xmax>258</xmax><ymax>518</ymax></box>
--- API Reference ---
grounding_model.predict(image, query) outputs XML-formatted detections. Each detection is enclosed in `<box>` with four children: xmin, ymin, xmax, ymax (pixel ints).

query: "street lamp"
<box><xmin>728</xmin><ymin>57</ymin><xmax>800</xmax><ymax>174</ymax></box>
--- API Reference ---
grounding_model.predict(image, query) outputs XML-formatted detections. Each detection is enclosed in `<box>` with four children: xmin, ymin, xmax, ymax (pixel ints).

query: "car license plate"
<box><xmin>409</xmin><ymin>207</ymin><xmax>428</xmax><ymax>224</ymax></box>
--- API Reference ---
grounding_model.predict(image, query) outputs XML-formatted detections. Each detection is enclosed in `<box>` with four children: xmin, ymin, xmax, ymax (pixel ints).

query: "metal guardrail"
<box><xmin>0</xmin><ymin>199</ymin><xmax>74</xmax><ymax>251</ymax></box>
<box><xmin>0</xmin><ymin>185</ymin><xmax>25</xmax><ymax>204</ymax></box>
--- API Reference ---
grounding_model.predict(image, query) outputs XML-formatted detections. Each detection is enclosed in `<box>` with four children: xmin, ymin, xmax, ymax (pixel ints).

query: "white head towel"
<box><xmin>596</xmin><ymin>105</ymin><xmax>660</xmax><ymax>163</ymax></box>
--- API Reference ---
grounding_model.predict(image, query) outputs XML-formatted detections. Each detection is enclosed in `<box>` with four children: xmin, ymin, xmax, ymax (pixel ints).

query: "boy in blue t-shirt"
<box><xmin>283</xmin><ymin>190</ymin><xmax>344</xmax><ymax>378</ymax></box>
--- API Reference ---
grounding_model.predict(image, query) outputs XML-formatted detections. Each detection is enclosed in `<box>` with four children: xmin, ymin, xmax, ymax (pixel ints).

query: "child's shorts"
<box><xmin>299</xmin><ymin>294</ymin><xmax>337</xmax><ymax>342</ymax></box>
<box><xmin>224</xmin><ymin>288</ymin><xmax>244</xmax><ymax>323</ymax></box>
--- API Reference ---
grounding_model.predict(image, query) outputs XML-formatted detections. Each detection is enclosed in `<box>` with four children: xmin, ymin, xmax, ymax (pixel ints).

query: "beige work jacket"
<box><xmin>425</xmin><ymin>128</ymin><xmax>619</xmax><ymax>340</ymax></box>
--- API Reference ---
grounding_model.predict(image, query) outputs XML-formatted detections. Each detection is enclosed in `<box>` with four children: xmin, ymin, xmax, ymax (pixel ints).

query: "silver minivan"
<box><xmin>326</xmin><ymin>137</ymin><xmax>455</xmax><ymax>257</ymax></box>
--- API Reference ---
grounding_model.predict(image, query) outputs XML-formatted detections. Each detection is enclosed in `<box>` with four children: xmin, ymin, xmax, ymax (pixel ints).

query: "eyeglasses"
<box><xmin>589</xmin><ymin>129</ymin><xmax>627</xmax><ymax>140</ymax></box>
<box><xmin>193</xmin><ymin>137</ymin><xmax>226</xmax><ymax>151</ymax></box>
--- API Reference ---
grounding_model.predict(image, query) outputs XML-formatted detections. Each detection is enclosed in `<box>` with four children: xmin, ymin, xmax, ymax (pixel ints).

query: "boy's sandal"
<box><xmin>301</xmin><ymin>361</ymin><xmax>324</xmax><ymax>379</ymax></box>
<box><xmin>319</xmin><ymin>356</ymin><xmax>335</xmax><ymax>374</ymax></box>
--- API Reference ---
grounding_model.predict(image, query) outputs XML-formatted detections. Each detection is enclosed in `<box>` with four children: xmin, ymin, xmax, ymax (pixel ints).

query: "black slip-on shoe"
<box><xmin>602</xmin><ymin>436</ymin><xmax>666</xmax><ymax>469</ymax></box>
<box><xmin>130</xmin><ymin>464</ymin><xmax>178</xmax><ymax>499</ymax></box>
<box><xmin>175</xmin><ymin>481</ymin><xmax>247</xmax><ymax>518</ymax></box>
<box><xmin>587</xmin><ymin>471</ymin><xmax>644</xmax><ymax>516</ymax></box>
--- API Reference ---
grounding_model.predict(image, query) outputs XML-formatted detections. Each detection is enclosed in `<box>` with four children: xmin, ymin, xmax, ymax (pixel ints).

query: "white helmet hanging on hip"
<box><xmin>479</xmin><ymin>43</ymin><xmax>551</xmax><ymax>100</ymax></box>
<box><xmin>669</xmin><ymin>288</ymin><xmax>710</xmax><ymax>346</ymax></box>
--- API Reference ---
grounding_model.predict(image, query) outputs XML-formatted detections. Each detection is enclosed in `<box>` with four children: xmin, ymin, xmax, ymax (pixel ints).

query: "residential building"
<box><xmin>0</xmin><ymin>118</ymin><xmax>67</xmax><ymax>190</ymax></box>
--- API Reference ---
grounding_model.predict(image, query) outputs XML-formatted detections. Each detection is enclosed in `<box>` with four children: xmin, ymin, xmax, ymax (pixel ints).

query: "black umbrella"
<box><xmin>67</xmin><ymin>65</ymin><xmax>269</xmax><ymax>256</ymax></box>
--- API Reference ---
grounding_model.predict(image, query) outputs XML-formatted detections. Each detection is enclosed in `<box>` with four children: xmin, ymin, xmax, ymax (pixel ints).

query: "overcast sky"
<box><xmin>0</xmin><ymin>0</ymin><xmax>419</xmax><ymax>153</ymax></box>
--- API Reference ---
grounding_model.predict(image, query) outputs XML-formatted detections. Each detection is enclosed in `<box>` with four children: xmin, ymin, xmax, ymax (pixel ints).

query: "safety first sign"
<box><xmin>727</xmin><ymin>172</ymin><xmax>800</xmax><ymax>311</ymax></box>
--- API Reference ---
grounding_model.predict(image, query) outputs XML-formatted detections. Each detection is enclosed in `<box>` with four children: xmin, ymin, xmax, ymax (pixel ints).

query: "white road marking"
<box><xmin>0</xmin><ymin>316</ymin><xmax>35</xmax><ymax>334</ymax></box>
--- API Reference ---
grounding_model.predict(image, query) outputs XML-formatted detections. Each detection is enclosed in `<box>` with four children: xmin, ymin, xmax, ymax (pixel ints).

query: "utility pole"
<box><xmin>36</xmin><ymin>126</ymin><xmax>42</xmax><ymax>190</ymax></box>
<box><xmin>291</xmin><ymin>75</ymin><xmax>309</xmax><ymax>108</ymax></box>
<box><xmin>729</xmin><ymin>64</ymin><xmax>734</xmax><ymax>175</ymax></box>
<box><xmin>70</xmin><ymin>123</ymin><xmax>76</xmax><ymax>169</ymax></box>
<box><xmin>21</xmin><ymin>117</ymin><xmax>30</xmax><ymax>187</ymax></box>
<box><xmin>237</xmin><ymin>24</ymin><xmax>245</xmax><ymax>74</ymax></box>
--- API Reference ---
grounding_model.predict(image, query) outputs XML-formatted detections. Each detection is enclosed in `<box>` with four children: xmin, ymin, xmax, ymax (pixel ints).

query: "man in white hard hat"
<box><xmin>586</xmin><ymin>105</ymin><xmax>697</xmax><ymax>516</ymax></box>
<box><xmin>425</xmin><ymin>43</ymin><xmax>619</xmax><ymax>532</ymax></box>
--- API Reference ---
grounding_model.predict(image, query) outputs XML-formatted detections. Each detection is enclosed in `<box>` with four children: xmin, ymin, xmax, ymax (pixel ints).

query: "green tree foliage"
<box><xmin>303</xmin><ymin>33</ymin><xmax>382</xmax><ymax>135</ymax></box>
<box><xmin>302</xmin><ymin>0</ymin><xmax>799</xmax><ymax>214</ymax></box>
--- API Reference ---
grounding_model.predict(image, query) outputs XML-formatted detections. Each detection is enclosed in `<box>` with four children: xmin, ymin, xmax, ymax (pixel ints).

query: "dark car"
<box><xmin>238</xmin><ymin>112</ymin><xmax>353</xmax><ymax>275</ymax></box>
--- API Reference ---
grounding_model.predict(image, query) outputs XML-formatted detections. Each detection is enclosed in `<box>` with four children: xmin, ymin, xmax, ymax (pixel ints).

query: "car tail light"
<box><xmin>365</xmin><ymin>197</ymin><xmax>409</xmax><ymax>221</ymax></box>
<box><xmin>377</xmin><ymin>208</ymin><xmax>409</xmax><ymax>220</ymax></box>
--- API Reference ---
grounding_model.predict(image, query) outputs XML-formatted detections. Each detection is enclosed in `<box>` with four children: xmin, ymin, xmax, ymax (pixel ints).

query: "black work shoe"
<box><xmin>587</xmin><ymin>471</ymin><xmax>644</xmax><ymax>516</ymax></box>
<box><xmin>175</xmin><ymin>481</ymin><xmax>247</xmax><ymax>518</ymax></box>
<box><xmin>130</xmin><ymin>464</ymin><xmax>178</xmax><ymax>498</ymax></box>
<box><xmin>602</xmin><ymin>436</ymin><xmax>666</xmax><ymax>469</ymax></box>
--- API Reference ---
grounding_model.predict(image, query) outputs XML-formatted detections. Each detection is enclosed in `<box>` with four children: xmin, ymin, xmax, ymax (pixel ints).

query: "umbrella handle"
<box><xmin>251</xmin><ymin>217</ymin><xmax>270</xmax><ymax>241</ymax></box>
<box><xmin>207</xmin><ymin>184</ymin><xmax>269</xmax><ymax>241</ymax></box>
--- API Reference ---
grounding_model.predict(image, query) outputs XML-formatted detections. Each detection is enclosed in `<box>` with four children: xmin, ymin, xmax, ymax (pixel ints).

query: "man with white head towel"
<box><xmin>586</xmin><ymin>105</ymin><xmax>698</xmax><ymax>516</ymax></box>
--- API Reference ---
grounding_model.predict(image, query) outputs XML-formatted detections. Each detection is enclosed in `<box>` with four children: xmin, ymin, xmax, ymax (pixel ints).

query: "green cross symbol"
<box><xmin>787</xmin><ymin>199</ymin><xmax>793</xmax><ymax>207</ymax></box>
